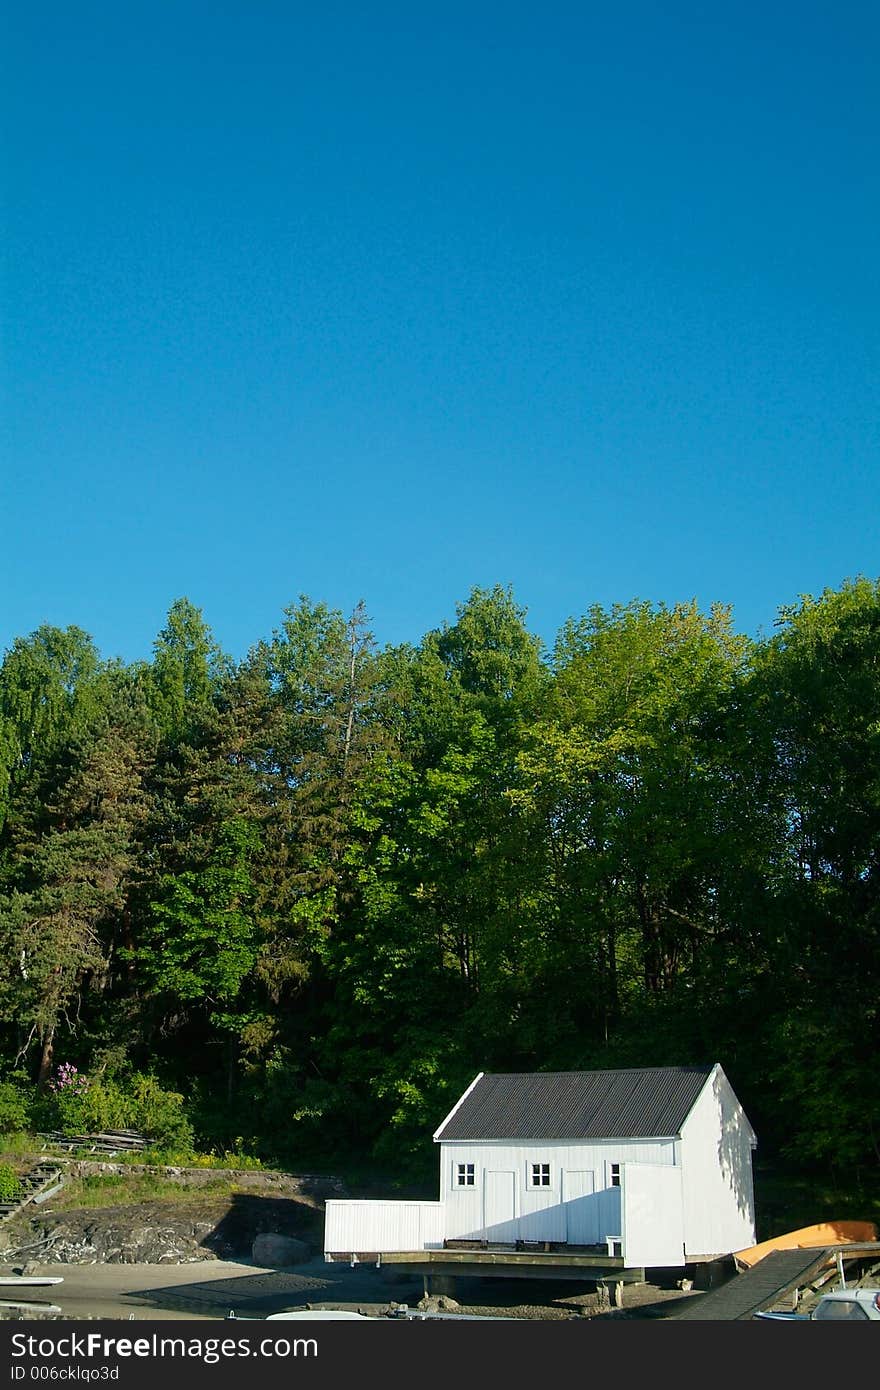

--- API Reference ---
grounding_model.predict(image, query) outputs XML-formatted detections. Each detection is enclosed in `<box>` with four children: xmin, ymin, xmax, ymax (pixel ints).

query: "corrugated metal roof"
<box><xmin>434</xmin><ymin>1066</ymin><xmax>715</xmax><ymax>1141</ymax></box>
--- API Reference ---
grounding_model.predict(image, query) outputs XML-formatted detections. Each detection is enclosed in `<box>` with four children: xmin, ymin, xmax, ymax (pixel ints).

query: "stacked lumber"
<box><xmin>36</xmin><ymin>1129</ymin><xmax>147</xmax><ymax>1155</ymax></box>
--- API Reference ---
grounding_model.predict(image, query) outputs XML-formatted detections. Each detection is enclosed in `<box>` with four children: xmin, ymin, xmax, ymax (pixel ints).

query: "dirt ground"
<box><xmin>0</xmin><ymin>1255</ymin><xmax>701</xmax><ymax>1321</ymax></box>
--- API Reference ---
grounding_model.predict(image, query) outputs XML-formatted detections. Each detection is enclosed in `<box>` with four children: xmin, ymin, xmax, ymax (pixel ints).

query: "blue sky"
<box><xmin>3</xmin><ymin>2</ymin><xmax>878</xmax><ymax>664</ymax></box>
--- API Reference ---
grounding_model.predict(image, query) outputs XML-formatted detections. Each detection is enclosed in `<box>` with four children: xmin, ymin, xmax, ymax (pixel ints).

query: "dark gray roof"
<box><xmin>434</xmin><ymin>1066</ymin><xmax>715</xmax><ymax>1141</ymax></box>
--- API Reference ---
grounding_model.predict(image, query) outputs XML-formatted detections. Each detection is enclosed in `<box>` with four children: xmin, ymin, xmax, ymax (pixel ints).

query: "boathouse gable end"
<box><xmin>678</xmin><ymin>1062</ymin><xmax>758</xmax><ymax>1261</ymax></box>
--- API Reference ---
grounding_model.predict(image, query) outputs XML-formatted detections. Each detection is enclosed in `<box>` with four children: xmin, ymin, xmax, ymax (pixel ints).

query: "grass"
<box><xmin>0</xmin><ymin>1131</ymin><xmax>47</xmax><ymax>1157</ymax></box>
<box><xmin>0</xmin><ymin>1130</ymin><xmax>277</xmax><ymax>1212</ymax></box>
<box><xmin>95</xmin><ymin>1147</ymin><xmax>267</xmax><ymax>1169</ymax></box>
<box><xmin>0</xmin><ymin>1137</ymin><xmax>314</xmax><ymax>1214</ymax></box>
<box><xmin>46</xmin><ymin>1172</ymin><xmax>245</xmax><ymax>1210</ymax></box>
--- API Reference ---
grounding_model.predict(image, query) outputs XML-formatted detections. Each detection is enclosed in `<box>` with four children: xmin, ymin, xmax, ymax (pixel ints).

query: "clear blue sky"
<box><xmin>2</xmin><ymin>2</ymin><xmax>878</xmax><ymax>664</ymax></box>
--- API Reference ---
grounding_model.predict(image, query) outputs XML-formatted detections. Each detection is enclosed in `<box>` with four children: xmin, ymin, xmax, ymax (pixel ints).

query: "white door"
<box><xmin>483</xmin><ymin>1170</ymin><xmax>517</xmax><ymax>1242</ymax></box>
<box><xmin>563</xmin><ymin>1169</ymin><xmax>599</xmax><ymax>1245</ymax></box>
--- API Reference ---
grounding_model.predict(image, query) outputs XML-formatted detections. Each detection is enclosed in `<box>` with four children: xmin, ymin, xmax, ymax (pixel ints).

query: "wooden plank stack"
<box><xmin>36</xmin><ymin>1129</ymin><xmax>147</xmax><ymax>1155</ymax></box>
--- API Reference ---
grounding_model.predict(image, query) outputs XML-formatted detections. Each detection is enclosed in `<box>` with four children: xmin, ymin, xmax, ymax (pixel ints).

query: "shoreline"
<box><xmin>0</xmin><ymin>1256</ymin><xmax>696</xmax><ymax>1321</ymax></box>
<box><xmin>0</xmin><ymin>1256</ymin><xmax>427</xmax><ymax>1322</ymax></box>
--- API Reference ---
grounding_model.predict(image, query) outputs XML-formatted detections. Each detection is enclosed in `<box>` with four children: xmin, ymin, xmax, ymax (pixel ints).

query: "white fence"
<box><xmin>324</xmin><ymin>1199</ymin><xmax>444</xmax><ymax>1255</ymax></box>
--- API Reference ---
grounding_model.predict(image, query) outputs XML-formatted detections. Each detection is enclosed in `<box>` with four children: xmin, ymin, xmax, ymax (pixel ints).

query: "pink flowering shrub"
<box><xmin>45</xmin><ymin>1063</ymin><xmax>95</xmax><ymax>1134</ymax></box>
<box><xmin>48</xmin><ymin>1062</ymin><xmax>90</xmax><ymax>1095</ymax></box>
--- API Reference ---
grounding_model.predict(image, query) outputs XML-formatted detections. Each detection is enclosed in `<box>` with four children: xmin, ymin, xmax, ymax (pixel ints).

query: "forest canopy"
<box><xmin>1</xmin><ymin>581</ymin><xmax>878</xmax><ymax>1181</ymax></box>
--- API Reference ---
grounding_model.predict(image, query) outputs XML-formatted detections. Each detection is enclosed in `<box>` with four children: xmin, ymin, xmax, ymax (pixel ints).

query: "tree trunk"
<box><xmin>36</xmin><ymin>1023</ymin><xmax>55</xmax><ymax>1091</ymax></box>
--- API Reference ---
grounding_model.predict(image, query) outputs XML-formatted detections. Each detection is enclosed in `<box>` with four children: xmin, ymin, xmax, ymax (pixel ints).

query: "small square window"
<box><xmin>529</xmin><ymin>1162</ymin><xmax>551</xmax><ymax>1187</ymax></box>
<box><xmin>609</xmin><ymin>1163</ymin><xmax>621</xmax><ymax>1188</ymax></box>
<box><xmin>455</xmin><ymin>1163</ymin><xmax>475</xmax><ymax>1187</ymax></box>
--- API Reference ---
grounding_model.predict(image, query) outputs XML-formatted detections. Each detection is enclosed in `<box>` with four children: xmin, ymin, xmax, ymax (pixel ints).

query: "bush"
<box><xmin>0</xmin><ymin>1163</ymin><xmax>22</xmax><ymax>1202</ymax></box>
<box><xmin>49</xmin><ymin>1073</ymin><xmax>125</xmax><ymax>1136</ymax></box>
<box><xmin>185</xmin><ymin>1150</ymin><xmax>264</xmax><ymax>1170</ymax></box>
<box><xmin>0</xmin><ymin>1081</ymin><xmax>32</xmax><ymax>1135</ymax></box>
<box><xmin>40</xmin><ymin>1066</ymin><xmax>194</xmax><ymax>1154</ymax></box>
<box><xmin>127</xmin><ymin>1075</ymin><xmax>193</xmax><ymax>1153</ymax></box>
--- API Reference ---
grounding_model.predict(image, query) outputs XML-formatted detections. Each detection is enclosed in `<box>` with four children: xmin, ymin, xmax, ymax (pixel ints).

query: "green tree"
<box><xmin>749</xmin><ymin>578</ymin><xmax>880</xmax><ymax>1169</ymax></box>
<box><xmin>0</xmin><ymin>625</ymin><xmax>103</xmax><ymax>835</ymax></box>
<box><xmin>509</xmin><ymin>600</ymin><xmax>753</xmax><ymax>1055</ymax></box>
<box><xmin>149</xmin><ymin>598</ymin><xmax>229</xmax><ymax>741</ymax></box>
<box><xmin>0</xmin><ymin>699</ymin><xmax>155</xmax><ymax>1085</ymax></box>
<box><xmin>295</xmin><ymin>588</ymin><xmax>546</xmax><ymax>1168</ymax></box>
<box><xmin>137</xmin><ymin>817</ymin><xmax>261</xmax><ymax>1006</ymax></box>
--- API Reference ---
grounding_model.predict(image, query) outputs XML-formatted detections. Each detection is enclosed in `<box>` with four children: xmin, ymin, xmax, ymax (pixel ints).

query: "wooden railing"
<box><xmin>0</xmin><ymin>1162</ymin><xmax>64</xmax><ymax>1225</ymax></box>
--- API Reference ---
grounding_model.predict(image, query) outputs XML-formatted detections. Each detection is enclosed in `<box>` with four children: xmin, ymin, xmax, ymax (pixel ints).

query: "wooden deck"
<box><xmin>327</xmin><ymin>1245</ymin><xmax>643</xmax><ymax>1287</ymax></box>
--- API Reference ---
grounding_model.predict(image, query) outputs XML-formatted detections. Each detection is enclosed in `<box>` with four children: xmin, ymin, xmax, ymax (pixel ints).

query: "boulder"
<box><xmin>416</xmin><ymin>1293</ymin><xmax>460</xmax><ymax>1313</ymax></box>
<box><xmin>251</xmin><ymin>1232</ymin><xmax>310</xmax><ymax>1267</ymax></box>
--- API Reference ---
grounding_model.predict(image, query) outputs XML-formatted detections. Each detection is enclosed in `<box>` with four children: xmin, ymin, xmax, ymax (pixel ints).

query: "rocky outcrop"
<box><xmin>2</xmin><ymin>1194</ymin><xmax>322</xmax><ymax>1265</ymax></box>
<box><xmin>5</xmin><ymin>1202</ymin><xmax>235</xmax><ymax>1264</ymax></box>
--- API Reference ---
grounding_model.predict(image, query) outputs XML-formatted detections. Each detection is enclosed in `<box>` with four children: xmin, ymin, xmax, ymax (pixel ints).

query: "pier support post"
<box><xmin>595</xmin><ymin>1279</ymin><xmax>624</xmax><ymax>1310</ymax></box>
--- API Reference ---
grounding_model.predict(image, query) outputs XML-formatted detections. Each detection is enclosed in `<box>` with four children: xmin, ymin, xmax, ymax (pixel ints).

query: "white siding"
<box><xmin>623</xmin><ymin>1163</ymin><xmax>685</xmax><ymax>1267</ymax></box>
<box><xmin>441</xmin><ymin>1138</ymin><xmax>675</xmax><ymax>1247</ymax></box>
<box><xmin>324</xmin><ymin>1200</ymin><xmax>444</xmax><ymax>1255</ymax></box>
<box><xmin>679</xmin><ymin>1064</ymin><xmax>757</xmax><ymax>1259</ymax></box>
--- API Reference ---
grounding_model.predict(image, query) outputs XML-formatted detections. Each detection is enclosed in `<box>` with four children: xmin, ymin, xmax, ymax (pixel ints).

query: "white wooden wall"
<box><xmin>324</xmin><ymin>1199</ymin><xmax>444</xmax><ymax>1254</ymax></box>
<box><xmin>679</xmin><ymin>1064</ymin><xmax>756</xmax><ymax>1258</ymax></box>
<box><xmin>439</xmin><ymin>1137</ymin><xmax>676</xmax><ymax>1248</ymax></box>
<box><xmin>623</xmin><ymin>1163</ymin><xmax>686</xmax><ymax>1267</ymax></box>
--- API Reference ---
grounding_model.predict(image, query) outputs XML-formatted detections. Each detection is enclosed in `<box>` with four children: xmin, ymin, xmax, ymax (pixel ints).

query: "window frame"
<box><xmin>527</xmin><ymin>1160</ymin><xmax>552</xmax><ymax>1189</ymax></box>
<box><xmin>453</xmin><ymin>1161</ymin><xmax>476</xmax><ymax>1189</ymax></box>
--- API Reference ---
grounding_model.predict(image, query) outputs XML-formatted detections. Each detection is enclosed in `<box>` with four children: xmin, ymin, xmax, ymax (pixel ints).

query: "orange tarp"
<box><xmin>734</xmin><ymin>1221</ymin><xmax>878</xmax><ymax>1269</ymax></box>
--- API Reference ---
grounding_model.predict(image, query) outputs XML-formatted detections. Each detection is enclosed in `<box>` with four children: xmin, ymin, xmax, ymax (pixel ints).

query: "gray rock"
<box><xmin>5</xmin><ymin>1190</ymin><xmax>320</xmax><ymax>1266</ymax></box>
<box><xmin>251</xmin><ymin>1232</ymin><xmax>310</xmax><ymax>1267</ymax></box>
<box><xmin>6</xmin><ymin>1202</ymin><xmax>239</xmax><ymax>1264</ymax></box>
<box><xmin>417</xmin><ymin>1293</ymin><xmax>460</xmax><ymax>1313</ymax></box>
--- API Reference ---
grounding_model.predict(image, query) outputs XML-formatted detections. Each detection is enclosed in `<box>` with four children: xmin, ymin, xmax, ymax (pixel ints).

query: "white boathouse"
<box><xmin>324</xmin><ymin>1063</ymin><xmax>757</xmax><ymax>1269</ymax></box>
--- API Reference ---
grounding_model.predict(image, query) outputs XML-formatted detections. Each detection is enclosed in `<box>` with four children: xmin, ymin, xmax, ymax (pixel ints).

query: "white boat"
<box><xmin>227</xmin><ymin>1309</ymin><xmax>372</xmax><ymax>1321</ymax></box>
<box><xmin>0</xmin><ymin>1300</ymin><xmax>62</xmax><ymax>1314</ymax></box>
<box><xmin>267</xmin><ymin>1310</ymin><xmax>373</xmax><ymax>1321</ymax></box>
<box><xmin>227</xmin><ymin>1306</ymin><xmax>508</xmax><ymax>1321</ymax></box>
<box><xmin>0</xmin><ymin>1276</ymin><xmax>64</xmax><ymax>1287</ymax></box>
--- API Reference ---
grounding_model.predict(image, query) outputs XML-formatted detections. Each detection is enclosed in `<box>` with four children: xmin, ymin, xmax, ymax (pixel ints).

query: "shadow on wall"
<box><xmin>714</xmin><ymin>1070</ymin><xmax>756</xmax><ymax>1226</ymax></box>
<box><xmin>466</xmin><ymin>1195</ymin><xmax>616</xmax><ymax>1248</ymax></box>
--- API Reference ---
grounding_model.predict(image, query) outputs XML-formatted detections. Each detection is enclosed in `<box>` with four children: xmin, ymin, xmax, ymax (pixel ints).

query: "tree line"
<box><xmin>0</xmin><ymin>580</ymin><xmax>877</xmax><ymax>1181</ymax></box>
